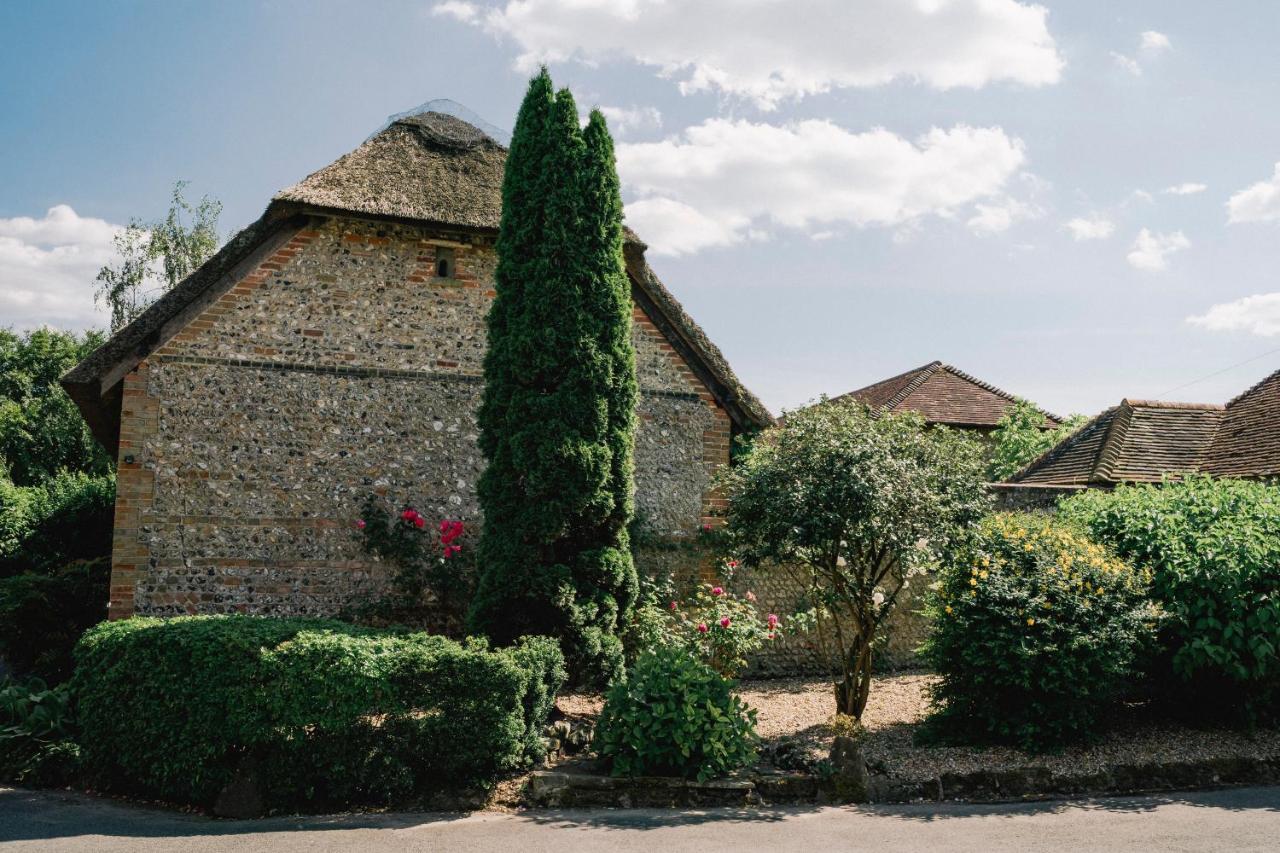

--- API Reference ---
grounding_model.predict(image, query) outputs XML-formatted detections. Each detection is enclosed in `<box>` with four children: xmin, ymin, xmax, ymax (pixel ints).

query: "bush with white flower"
<box><xmin>719</xmin><ymin>399</ymin><xmax>989</xmax><ymax>717</ymax></box>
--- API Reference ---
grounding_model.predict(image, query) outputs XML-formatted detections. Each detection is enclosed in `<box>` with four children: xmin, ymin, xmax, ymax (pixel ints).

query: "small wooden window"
<box><xmin>435</xmin><ymin>247</ymin><xmax>456</xmax><ymax>279</ymax></box>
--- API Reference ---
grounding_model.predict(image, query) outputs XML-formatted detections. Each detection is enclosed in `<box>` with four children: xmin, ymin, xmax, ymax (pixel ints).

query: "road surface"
<box><xmin>2</xmin><ymin>785</ymin><xmax>1278</xmax><ymax>851</ymax></box>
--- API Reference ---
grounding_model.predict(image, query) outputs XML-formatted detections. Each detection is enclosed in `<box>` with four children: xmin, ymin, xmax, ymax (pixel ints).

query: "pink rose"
<box><xmin>697</xmin><ymin>623</ymin><xmax>708</xmax><ymax>634</ymax></box>
<box><xmin>745</xmin><ymin>591</ymin><xmax>756</xmax><ymax>602</ymax></box>
<box><xmin>711</xmin><ymin>587</ymin><xmax>724</xmax><ymax>597</ymax></box>
<box><xmin>727</xmin><ymin>559</ymin><xmax>739</xmax><ymax>569</ymax></box>
<box><xmin>669</xmin><ymin>601</ymin><xmax>678</xmax><ymax>611</ymax></box>
<box><xmin>767</xmin><ymin>613</ymin><xmax>779</xmax><ymax>628</ymax></box>
<box><xmin>719</xmin><ymin>617</ymin><xmax>731</xmax><ymax>628</ymax></box>
<box><xmin>355</xmin><ymin>519</ymin><xmax>366</xmax><ymax>530</ymax></box>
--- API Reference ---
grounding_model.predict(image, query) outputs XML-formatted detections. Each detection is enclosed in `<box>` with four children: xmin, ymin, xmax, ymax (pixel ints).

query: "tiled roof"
<box><xmin>1009</xmin><ymin>399</ymin><xmax>1226</xmax><ymax>486</ymax></box>
<box><xmin>832</xmin><ymin>361</ymin><xmax>1061</xmax><ymax>428</ymax></box>
<box><xmin>1201</xmin><ymin>368</ymin><xmax>1280</xmax><ymax>479</ymax></box>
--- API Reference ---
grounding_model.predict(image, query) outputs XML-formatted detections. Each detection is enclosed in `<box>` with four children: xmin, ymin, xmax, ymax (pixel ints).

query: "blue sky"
<box><xmin>3</xmin><ymin>1</ymin><xmax>1280</xmax><ymax>417</ymax></box>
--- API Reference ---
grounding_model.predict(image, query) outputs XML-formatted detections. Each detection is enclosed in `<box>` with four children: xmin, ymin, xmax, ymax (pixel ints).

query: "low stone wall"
<box><xmin>989</xmin><ymin>483</ymin><xmax>1088</xmax><ymax>513</ymax></box>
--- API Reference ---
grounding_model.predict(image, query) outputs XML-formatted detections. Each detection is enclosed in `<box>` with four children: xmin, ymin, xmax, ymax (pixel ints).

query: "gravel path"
<box><xmin>558</xmin><ymin>672</ymin><xmax>1280</xmax><ymax>784</ymax></box>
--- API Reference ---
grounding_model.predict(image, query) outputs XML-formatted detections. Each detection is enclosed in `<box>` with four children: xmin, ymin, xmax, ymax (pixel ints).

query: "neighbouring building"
<box><xmin>826</xmin><ymin>360</ymin><xmax>1060</xmax><ymax>436</ymax></box>
<box><xmin>63</xmin><ymin>110</ymin><xmax>774</xmax><ymax>622</ymax></box>
<box><xmin>994</xmin><ymin>366</ymin><xmax>1280</xmax><ymax>509</ymax></box>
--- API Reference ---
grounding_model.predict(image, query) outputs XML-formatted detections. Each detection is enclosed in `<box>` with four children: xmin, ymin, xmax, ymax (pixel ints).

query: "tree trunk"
<box><xmin>834</xmin><ymin>637</ymin><xmax>874</xmax><ymax>718</ymax></box>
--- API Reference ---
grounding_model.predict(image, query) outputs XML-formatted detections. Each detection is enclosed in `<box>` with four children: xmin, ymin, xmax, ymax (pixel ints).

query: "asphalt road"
<box><xmin>2</xmin><ymin>785</ymin><xmax>1279</xmax><ymax>852</ymax></box>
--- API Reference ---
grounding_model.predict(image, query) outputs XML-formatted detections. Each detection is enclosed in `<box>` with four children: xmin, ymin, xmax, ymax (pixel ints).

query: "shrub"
<box><xmin>72</xmin><ymin>616</ymin><xmax>565</xmax><ymax>811</ymax></box>
<box><xmin>1060</xmin><ymin>476</ymin><xmax>1280</xmax><ymax>718</ymax></box>
<box><xmin>0</xmin><ymin>472</ymin><xmax>115</xmax><ymax>577</ymax></box>
<box><xmin>721</xmin><ymin>398</ymin><xmax>989</xmax><ymax>716</ymax></box>
<box><xmin>0</xmin><ymin>556</ymin><xmax>109</xmax><ymax>682</ymax></box>
<box><xmin>596</xmin><ymin>646</ymin><xmax>758</xmax><ymax>781</ymax></box>
<box><xmin>922</xmin><ymin>514</ymin><xmax>1157</xmax><ymax>751</ymax></box>
<box><xmin>348</xmin><ymin>497</ymin><xmax>475</xmax><ymax>635</ymax></box>
<box><xmin>0</xmin><ymin>677</ymin><xmax>80</xmax><ymax>786</ymax></box>
<box><xmin>628</xmin><ymin>562</ymin><xmax>781</xmax><ymax>678</ymax></box>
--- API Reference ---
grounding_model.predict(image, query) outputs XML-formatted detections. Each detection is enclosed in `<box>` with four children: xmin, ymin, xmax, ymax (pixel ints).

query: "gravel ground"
<box><xmin>556</xmin><ymin>672</ymin><xmax>1280</xmax><ymax>784</ymax></box>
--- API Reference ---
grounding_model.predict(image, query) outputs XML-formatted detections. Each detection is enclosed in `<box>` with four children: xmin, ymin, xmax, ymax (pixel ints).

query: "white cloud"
<box><xmin>1164</xmin><ymin>182</ymin><xmax>1207</xmax><ymax>195</ymax></box>
<box><xmin>437</xmin><ymin>0</ymin><xmax>1063</xmax><ymax>108</ymax></box>
<box><xmin>596</xmin><ymin>105</ymin><xmax>662</xmax><ymax>137</ymax></box>
<box><xmin>1140</xmin><ymin>31</ymin><xmax>1171</xmax><ymax>53</ymax></box>
<box><xmin>1126</xmin><ymin>228</ymin><xmax>1190</xmax><ymax>271</ymax></box>
<box><xmin>968</xmin><ymin>196</ymin><xmax>1041</xmax><ymax>235</ymax></box>
<box><xmin>616</xmin><ymin>118</ymin><xmax>1027</xmax><ymax>255</ymax></box>
<box><xmin>1113</xmin><ymin>30</ymin><xmax>1172</xmax><ymax>76</ymax></box>
<box><xmin>1111</xmin><ymin>51</ymin><xmax>1142</xmax><ymax>76</ymax></box>
<box><xmin>432</xmin><ymin>0</ymin><xmax>478</xmax><ymax>22</ymax></box>
<box><xmin>1188</xmin><ymin>293</ymin><xmax>1280</xmax><ymax>337</ymax></box>
<box><xmin>1227</xmin><ymin>163</ymin><xmax>1280</xmax><ymax>224</ymax></box>
<box><xmin>1064</xmin><ymin>213</ymin><xmax>1114</xmax><ymax>241</ymax></box>
<box><xmin>0</xmin><ymin>205</ymin><xmax>120</xmax><ymax>330</ymax></box>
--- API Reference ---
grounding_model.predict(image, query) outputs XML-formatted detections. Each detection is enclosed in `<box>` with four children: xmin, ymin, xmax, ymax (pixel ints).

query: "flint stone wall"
<box><xmin>112</xmin><ymin>216</ymin><xmax>728</xmax><ymax>618</ymax></box>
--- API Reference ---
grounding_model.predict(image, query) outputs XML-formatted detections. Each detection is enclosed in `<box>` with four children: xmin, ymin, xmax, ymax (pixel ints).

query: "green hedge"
<box><xmin>1060</xmin><ymin>476</ymin><xmax>1280</xmax><ymax>719</ymax></box>
<box><xmin>922</xmin><ymin>514</ymin><xmax>1157</xmax><ymax>751</ymax></box>
<box><xmin>72</xmin><ymin>617</ymin><xmax>564</xmax><ymax>811</ymax></box>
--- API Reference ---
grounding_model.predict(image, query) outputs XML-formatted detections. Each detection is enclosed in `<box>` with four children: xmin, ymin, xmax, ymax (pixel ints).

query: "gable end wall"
<box><xmin>107</xmin><ymin>216</ymin><xmax>730</xmax><ymax>619</ymax></box>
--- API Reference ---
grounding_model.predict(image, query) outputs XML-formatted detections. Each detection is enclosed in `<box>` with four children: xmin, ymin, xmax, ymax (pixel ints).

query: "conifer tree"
<box><xmin>470</xmin><ymin>72</ymin><xmax>638</xmax><ymax>686</ymax></box>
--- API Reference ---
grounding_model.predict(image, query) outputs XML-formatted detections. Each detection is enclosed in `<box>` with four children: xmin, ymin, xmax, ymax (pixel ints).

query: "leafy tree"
<box><xmin>95</xmin><ymin>181</ymin><xmax>221</xmax><ymax>332</ymax></box>
<box><xmin>721</xmin><ymin>399</ymin><xmax>989</xmax><ymax>717</ymax></box>
<box><xmin>988</xmin><ymin>400</ymin><xmax>1087</xmax><ymax>481</ymax></box>
<box><xmin>0</xmin><ymin>328</ymin><xmax>112</xmax><ymax>486</ymax></box>
<box><xmin>469</xmin><ymin>71</ymin><xmax>639</xmax><ymax>686</ymax></box>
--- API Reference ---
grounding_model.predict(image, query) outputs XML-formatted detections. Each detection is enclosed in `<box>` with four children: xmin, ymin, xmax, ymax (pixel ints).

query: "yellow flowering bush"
<box><xmin>921</xmin><ymin>513</ymin><xmax>1158</xmax><ymax>751</ymax></box>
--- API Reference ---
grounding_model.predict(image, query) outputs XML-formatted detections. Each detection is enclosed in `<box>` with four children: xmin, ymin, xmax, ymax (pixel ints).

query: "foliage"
<box><xmin>0</xmin><ymin>471</ymin><xmax>116</xmax><ymax>577</ymax></box>
<box><xmin>95</xmin><ymin>181</ymin><xmax>221</xmax><ymax>332</ymax></box>
<box><xmin>0</xmin><ymin>557</ymin><xmax>109</xmax><ymax>682</ymax></box>
<box><xmin>72</xmin><ymin>616</ymin><xmax>565</xmax><ymax>811</ymax></box>
<box><xmin>0</xmin><ymin>677</ymin><xmax>80</xmax><ymax>786</ymax></box>
<box><xmin>1060</xmin><ymin>476</ymin><xmax>1280</xmax><ymax>718</ymax></box>
<box><xmin>627</xmin><ymin>561</ymin><xmax>781</xmax><ymax>678</ymax></box>
<box><xmin>471</xmin><ymin>70</ymin><xmax>638</xmax><ymax>687</ymax></box>
<box><xmin>922</xmin><ymin>514</ymin><xmax>1157</xmax><ymax>751</ymax></box>
<box><xmin>596</xmin><ymin>646</ymin><xmax>758</xmax><ymax>782</ymax></box>
<box><xmin>349</xmin><ymin>496</ymin><xmax>474</xmax><ymax>635</ymax></box>
<box><xmin>987</xmin><ymin>400</ymin><xmax>1089</xmax><ymax>481</ymax></box>
<box><xmin>0</xmin><ymin>328</ymin><xmax>112</xmax><ymax>487</ymax></box>
<box><xmin>721</xmin><ymin>398</ymin><xmax>989</xmax><ymax>716</ymax></box>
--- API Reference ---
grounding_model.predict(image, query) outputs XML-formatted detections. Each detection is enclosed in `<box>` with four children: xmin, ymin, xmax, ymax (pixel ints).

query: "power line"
<box><xmin>1156</xmin><ymin>345</ymin><xmax>1280</xmax><ymax>399</ymax></box>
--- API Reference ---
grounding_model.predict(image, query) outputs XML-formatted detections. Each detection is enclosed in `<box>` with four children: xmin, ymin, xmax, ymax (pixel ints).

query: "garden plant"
<box><xmin>922</xmin><ymin>513</ymin><xmax>1158</xmax><ymax>751</ymax></box>
<box><xmin>471</xmin><ymin>69</ymin><xmax>639</xmax><ymax>687</ymax></box>
<box><xmin>1061</xmin><ymin>476</ymin><xmax>1280</xmax><ymax>720</ymax></box>
<box><xmin>721</xmin><ymin>399</ymin><xmax>988</xmax><ymax>716</ymax></box>
<box><xmin>595</xmin><ymin>645</ymin><xmax>758</xmax><ymax>782</ymax></box>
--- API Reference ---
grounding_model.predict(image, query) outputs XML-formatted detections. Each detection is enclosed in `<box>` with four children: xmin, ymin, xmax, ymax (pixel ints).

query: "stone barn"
<box><xmin>63</xmin><ymin>111</ymin><xmax>774</xmax><ymax>621</ymax></box>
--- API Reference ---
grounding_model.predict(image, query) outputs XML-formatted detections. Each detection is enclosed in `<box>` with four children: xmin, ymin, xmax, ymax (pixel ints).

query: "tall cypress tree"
<box><xmin>470</xmin><ymin>73</ymin><xmax>638</xmax><ymax>686</ymax></box>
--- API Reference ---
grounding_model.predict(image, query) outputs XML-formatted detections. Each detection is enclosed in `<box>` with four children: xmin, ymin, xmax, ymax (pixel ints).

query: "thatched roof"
<box><xmin>63</xmin><ymin>111</ymin><xmax>773</xmax><ymax>453</ymax></box>
<box><xmin>273</xmin><ymin>113</ymin><xmax>507</xmax><ymax>230</ymax></box>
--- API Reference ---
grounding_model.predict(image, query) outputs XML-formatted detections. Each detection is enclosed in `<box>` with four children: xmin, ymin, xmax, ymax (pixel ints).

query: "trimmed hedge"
<box><xmin>72</xmin><ymin>617</ymin><xmax>564</xmax><ymax>811</ymax></box>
